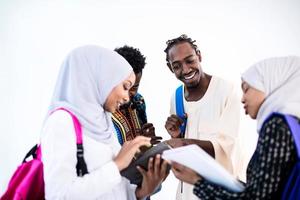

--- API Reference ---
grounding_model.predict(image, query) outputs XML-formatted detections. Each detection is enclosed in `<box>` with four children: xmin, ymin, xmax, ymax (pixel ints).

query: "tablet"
<box><xmin>121</xmin><ymin>142</ymin><xmax>171</xmax><ymax>186</ymax></box>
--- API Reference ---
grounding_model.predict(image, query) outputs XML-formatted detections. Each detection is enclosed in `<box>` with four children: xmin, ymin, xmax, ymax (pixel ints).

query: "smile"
<box><xmin>183</xmin><ymin>71</ymin><xmax>196</xmax><ymax>80</ymax></box>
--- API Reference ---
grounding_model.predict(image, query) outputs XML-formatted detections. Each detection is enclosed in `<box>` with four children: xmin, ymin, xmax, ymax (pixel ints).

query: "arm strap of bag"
<box><xmin>175</xmin><ymin>85</ymin><xmax>187</xmax><ymax>138</ymax></box>
<box><xmin>52</xmin><ymin>108</ymin><xmax>88</xmax><ymax>176</ymax></box>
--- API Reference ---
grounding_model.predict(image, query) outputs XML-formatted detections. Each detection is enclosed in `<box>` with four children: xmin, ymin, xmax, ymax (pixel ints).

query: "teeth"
<box><xmin>184</xmin><ymin>71</ymin><xmax>196</xmax><ymax>80</ymax></box>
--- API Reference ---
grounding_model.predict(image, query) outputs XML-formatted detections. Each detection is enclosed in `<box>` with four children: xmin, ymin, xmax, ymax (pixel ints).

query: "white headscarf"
<box><xmin>48</xmin><ymin>45</ymin><xmax>133</xmax><ymax>142</ymax></box>
<box><xmin>242</xmin><ymin>56</ymin><xmax>300</xmax><ymax>131</ymax></box>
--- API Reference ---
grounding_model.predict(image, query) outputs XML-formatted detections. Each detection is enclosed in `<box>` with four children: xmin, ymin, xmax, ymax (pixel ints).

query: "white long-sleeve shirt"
<box><xmin>41</xmin><ymin>110</ymin><xmax>137</xmax><ymax>200</ymax></box>
<box><xmin>170</xmin><ymin>76</ymin><xmax>241</xmax><ymax>200</ymax></box>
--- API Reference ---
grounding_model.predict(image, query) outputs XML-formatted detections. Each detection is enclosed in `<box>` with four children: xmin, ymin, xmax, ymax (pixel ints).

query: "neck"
<box><xmin>184</xmin><ymin>73</ymin><xmax>212</xmax><ymax>101</ymax></box>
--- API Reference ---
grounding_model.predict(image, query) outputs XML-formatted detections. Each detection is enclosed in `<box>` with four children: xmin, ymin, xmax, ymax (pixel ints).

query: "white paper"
<box><xmin>162</xmin><ymin>144</ymin><xmax>245</xmax><ymax>192</ymax></box>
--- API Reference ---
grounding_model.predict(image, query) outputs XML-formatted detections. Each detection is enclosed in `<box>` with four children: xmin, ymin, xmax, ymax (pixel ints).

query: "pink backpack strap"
<box><xmin>49</xmin><ymin>107</ymin><xmax>88</xmax><ymax>176</ymax></box>
<box><xmin>56</xmin><ymin>108</ymin><xmax>82</xmax><ymax>144</ymax></box>
<box><xmin>37</xmin><ymin>108</ymin><xmax>82</xmax><ymax>160</ymax></box>
<box><xmin>51</xmin><ymin>107</ymin><xmax>83</xmax><ymax>144</ymax></box>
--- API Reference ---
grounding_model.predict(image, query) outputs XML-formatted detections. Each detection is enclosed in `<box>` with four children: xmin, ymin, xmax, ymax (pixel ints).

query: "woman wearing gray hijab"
<box><xmin>41</xmin><ymin>46</ymin><xmax>168</xmax><ymax>199</ymax></box>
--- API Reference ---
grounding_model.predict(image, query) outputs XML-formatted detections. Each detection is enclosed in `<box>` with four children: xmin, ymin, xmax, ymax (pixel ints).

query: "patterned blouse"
<box><xmin>112</xmin><ymin>93</ymin><xmax>147</xmax><ymax>145</ymax></box>
<box><xmin>193</xmin><ymin>115</ymin><xmax>298</xmax><ymax>200</ymax></box>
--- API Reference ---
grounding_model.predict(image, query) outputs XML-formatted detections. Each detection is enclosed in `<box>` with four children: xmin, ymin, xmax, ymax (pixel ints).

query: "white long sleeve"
<box><xmin>41</xmin><ymin>110</ymin><xmax>137</xmax><ymax>200</ymax></box>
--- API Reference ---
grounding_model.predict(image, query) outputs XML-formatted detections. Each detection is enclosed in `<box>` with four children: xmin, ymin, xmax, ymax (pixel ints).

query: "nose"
<box><xmin>182</xmin><ymin>62</ymin><xmax>190</xmax><ymax>74</ymax></box>
<box><xmin>241</xmin><ymin>95</ymin><xmax>245</xmax><ymax>104</ymax></box>
<box><xmin>123</xmin><ymin>92</ymin><xmax>130</xmax><ymax>103</ymax></box>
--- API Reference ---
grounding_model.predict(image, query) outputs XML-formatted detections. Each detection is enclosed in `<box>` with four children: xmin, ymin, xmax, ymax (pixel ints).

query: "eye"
<box><xmin>172</xmin><ymin>63</ymin><xmax>181</xmax><ymax>71</ymax></box>
<box><xmin>243</xmin><ymin>86</ymin><xmax>249</xmax><ymax>93</ymax></box>
<box><xmin>123</xmin><ymin>83</ymin><xmax>131</xmax><ymax>91</ymax></box>
<box><xmin>186</xmin><ymin>59</ymin><xmax>195</xmax><ymax>64</ymax></box>
<box><xmin>131</xmin><ymin>85</ymin><xmax>138</xmax><ymax>90</ymax></box>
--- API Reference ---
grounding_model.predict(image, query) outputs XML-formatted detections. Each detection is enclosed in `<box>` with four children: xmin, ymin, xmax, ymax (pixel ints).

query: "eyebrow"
<box><xmin>184</xmin><ymin>55</ymin><xmax>195</xmax><ymax>60</ymax></box>
<box><xmin>171</xmin><ymin>54</ymin><xmax>195</xmax><ymax>65</ymax></box>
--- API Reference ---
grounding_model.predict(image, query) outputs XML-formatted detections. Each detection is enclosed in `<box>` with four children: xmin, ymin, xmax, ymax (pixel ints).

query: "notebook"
<box><xmin>162</xmin><ymin>144</ymin><xmax>245</xmax><ymax>192</ymax></box>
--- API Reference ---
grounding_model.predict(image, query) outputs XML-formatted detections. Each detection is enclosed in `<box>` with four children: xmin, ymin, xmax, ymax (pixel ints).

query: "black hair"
<box><xmin>114</xmin><ymin>45</ymin><xmax>146</xmax><ymax>74</ymax></box>
<box><xmin>164</xmin><ymin>34</ymin><xmax>200</xmax><ymax>64</ymax></box>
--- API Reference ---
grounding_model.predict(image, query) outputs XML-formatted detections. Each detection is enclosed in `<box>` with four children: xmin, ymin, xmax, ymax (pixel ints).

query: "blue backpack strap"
<box><xmin>175</xmin><ymin>85</ymin><xmax>187</xmax><ymax>138</ymax></box>
<box><xmin>280</xmin><ymin>114</ymin><xmax>300</xmax><ymax>199</ymax></box>
<box><xmin>284</xmin><ymin>115</ymin><xmax>300</xmax><ymax>158</ymax></box>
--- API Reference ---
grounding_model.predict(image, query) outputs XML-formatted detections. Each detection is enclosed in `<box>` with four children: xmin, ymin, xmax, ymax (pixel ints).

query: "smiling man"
<box><xmin>164</xmin><ymin>34</ymin><xmax>241</xmax><ymax>200</ymax></box>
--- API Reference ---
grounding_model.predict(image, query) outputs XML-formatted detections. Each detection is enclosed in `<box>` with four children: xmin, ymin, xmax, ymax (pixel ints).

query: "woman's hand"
<box><xmin>171</xmin><ymin>162</ymin><xmax>201</xmax><ymax>185</ymax></box>
<box><xmin>114</xmin><ymin>136</ymin><xmax>151</xmax><ymax>171</ymax></box>
<box><xmin>135</xmin><ymin>154</ymin><xmax>169</xmax><ymax>199</ymax></box>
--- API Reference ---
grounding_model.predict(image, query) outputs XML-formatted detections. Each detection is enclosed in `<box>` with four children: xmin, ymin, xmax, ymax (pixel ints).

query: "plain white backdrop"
<box><xmin>1</xmin><ymin>0</ymin><xmax>300</xmax><ymax>198</ymax></box>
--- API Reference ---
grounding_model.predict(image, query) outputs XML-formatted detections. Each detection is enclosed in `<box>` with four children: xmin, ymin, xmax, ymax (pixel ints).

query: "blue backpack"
<box><xmin>280</xmin><ymin>113</ymin><xmax>300</xmax><ymax>199</ymax></box>
<box><xmin>175</xmin><ymin>85</ymin><xmax>187</xmax><ymax>138</ymax></box>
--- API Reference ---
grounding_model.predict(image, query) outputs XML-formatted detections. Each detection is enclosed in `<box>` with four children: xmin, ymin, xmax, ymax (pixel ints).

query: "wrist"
<box><xmin>135</xmin><ymin>187</ymin><xmax>148</xmax><ymax>200</ymax></box>
<box><xmin>192</xmin><ymin>175</ymin><xmax>202</xmax><ymax>185</ymax></box>
<box><xmin>113</xmin><ymin>159</ymin><xmax>124</xmax><ymax>171</ymax></box>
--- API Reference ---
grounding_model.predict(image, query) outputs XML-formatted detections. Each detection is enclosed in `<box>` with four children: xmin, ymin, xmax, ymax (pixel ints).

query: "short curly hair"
<box><xmin>114</xmin><ymin>45</ymin><xmax>146</xmax><ymax>74</ymax></box>
<box><xmin>164</xmin><ymin>34</ymin><xmax>200</xmax><ymax>64</ymax></box>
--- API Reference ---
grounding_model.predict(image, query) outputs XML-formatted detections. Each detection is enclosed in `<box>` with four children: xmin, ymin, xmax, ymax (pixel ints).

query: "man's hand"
<box><xmin>141</xmin><ymin>123</ymin><xmax>155</xmax><ymax>138</ymax></box>
<box><xmin>165</xmin><ymin>114</ymin><xmax>185</xmax><ymax>138</ymax></box>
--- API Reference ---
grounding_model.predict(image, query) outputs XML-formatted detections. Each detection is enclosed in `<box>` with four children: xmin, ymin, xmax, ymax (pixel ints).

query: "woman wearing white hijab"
<box><xmin>168</xmin><ymin>56</ymin><xmax>300</xmax><ymax>199</ymax></box>
<box><xmin>41</xmin><ymin>45</ymin><xmax>168</xmax><ymax>199</ymax></box>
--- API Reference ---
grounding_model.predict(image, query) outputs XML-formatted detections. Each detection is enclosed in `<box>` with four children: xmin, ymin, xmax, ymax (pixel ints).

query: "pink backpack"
<box><xmin>1</xmin><ymin>108</ymin><xmax>88</xmax><ymax>200</ymax></box>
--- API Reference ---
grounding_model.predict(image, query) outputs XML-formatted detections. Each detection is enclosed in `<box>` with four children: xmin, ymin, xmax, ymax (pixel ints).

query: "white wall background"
<box><xmin>1</xmin><ymin>0</ymin><xmax>300</xmax><ymax>198</ymax></box>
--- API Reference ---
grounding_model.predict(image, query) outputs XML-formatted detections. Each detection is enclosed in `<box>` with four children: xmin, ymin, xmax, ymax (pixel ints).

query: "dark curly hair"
<box><xmin>164</xmin><ymin>34</ymin><xmax>200</xmax><ymax>64</ymax></box>
<box><xmin>114</xmin><ymin>45</ymin><xmax>146</xmax><ymax>74</ymax></box>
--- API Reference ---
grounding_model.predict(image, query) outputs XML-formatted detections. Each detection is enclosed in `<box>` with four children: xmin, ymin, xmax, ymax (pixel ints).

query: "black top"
<box><xmin>193</xmin><ymin>115</ymin><xmax>298</xmax><ymax>200</ymax></box>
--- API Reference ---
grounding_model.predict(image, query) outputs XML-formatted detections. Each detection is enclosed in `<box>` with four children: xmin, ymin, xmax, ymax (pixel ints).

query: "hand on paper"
<box><xmin>135</xmin><ymin>154</ymin><xmax>169</xmax><ymax>199</ymax></box>
<box><xmin>171</xmin><ymin>161</ymin><xmax>202</xmax><ymax>185</ymax></box>
<box><xmin>114</xmin><ymin>136</ymin><xmax>151</xmax><ymax>171</ymax></box>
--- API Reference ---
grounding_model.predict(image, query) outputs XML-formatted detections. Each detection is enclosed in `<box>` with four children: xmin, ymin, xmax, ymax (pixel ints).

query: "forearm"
<box><xmin>184</xmin><ymin>139</ymin><xmax>215</xmax><ymax>158</ymax></box>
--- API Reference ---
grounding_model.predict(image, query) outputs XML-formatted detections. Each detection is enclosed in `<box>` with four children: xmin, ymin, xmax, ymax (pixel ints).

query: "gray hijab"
<box><xmin>242</xmin><ymin>56</ymin><xmax>300</xmax><ymax>131</ymax></box>
<box><xmin>48</xmin><ymin>45</ymin><xmax>132</xmax><ymax>142</ymax></box>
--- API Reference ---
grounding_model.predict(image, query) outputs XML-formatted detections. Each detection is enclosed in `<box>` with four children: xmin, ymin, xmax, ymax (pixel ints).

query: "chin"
<box><xmin>105</xmin><ymin>106</ymin><xmax>116</xmax><ymax>113</ymax></box>
<box><xmin>184</xmin><ymin>81</ymin><xmax>199</xmax><ymax>88</ymax></box>
<box><xmin>249</xmin><ymin>113</ymin><xmax>257</xmax><ymax>119</ymax></box>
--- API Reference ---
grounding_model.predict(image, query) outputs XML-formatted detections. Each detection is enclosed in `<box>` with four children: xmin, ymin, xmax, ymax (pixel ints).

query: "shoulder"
<box><xmin>211</xmin><ymin>76</ymin><xmax>235</xmax><ymax>94</ymax></box>
<box><xmin>260</xmin><ymin>114</ymin><xmax>294</xmax><ymax>139</ymax></box>
<box><xmin>211</xmin><ymin>76</ymin><xmax>238</xmax><ymax>104</ymax></box>
<box><xmin>45</xmin><ymin>110</ymin><xmax>74</xmax><ymax>127</ymax></box>
<box><xmin>42</xmin><ymin>110</ymin><xmax>75</xmax><ymax>140</ymax></box>
<box><xmin>134</xmin><ymin>92</ymin><xmax>143</xmax><ymax>99</ymax></box>
<box><xmin>133</xmin><ymin>93</ymin><xmax>145</xmax><ymax>103</ymax></box>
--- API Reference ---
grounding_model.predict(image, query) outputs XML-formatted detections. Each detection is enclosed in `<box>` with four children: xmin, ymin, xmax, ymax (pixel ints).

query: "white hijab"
<box><xmin>48</xmin><ymin>45</ymin><xmax>133</xmax><ymax>142</ymax></box>
<box><xmin>242</xmin><ymin>56</ymin><xmax>300</xmax><ymax>131</ymax></box>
